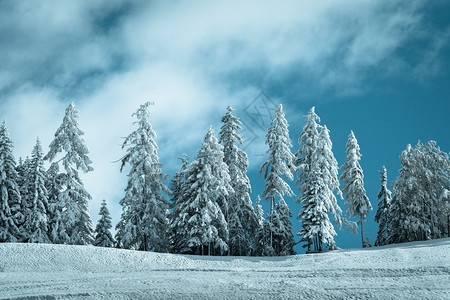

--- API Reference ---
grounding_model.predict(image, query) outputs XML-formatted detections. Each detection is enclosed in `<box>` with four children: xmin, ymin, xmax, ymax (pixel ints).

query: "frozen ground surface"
<box><xmin>1</xmin><ymin>238</ymin><xmax>450</xmax><ymax>299</ymax></box>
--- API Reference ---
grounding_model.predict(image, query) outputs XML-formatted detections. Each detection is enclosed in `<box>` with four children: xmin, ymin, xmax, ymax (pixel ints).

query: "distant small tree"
<box><xmin>16</xmin><ymin>157</ymin><xmax>30</xmax><ymax>204</ymax></box>
<box><xmin>252</xmin><ymin>196</ymin><xmax>268</xmax><ymax>256</ymax></box>
<box><xmin>94</xmin><ymin>200</ymin><xmax>114</xmax><ymax>247</ymax></box>
<box><xmin>254</xmin><ymin>195</ymin><xmax>264</xmax><ymax>228</ymax></box>
<box><xmin>340</xmin><ymin>131</ymin><xmax>372</xmax><ymax>248</ymax></box>
<box><xmin>374</xmin><ymin>166</ymin><xmax>392</xmax><ymax>246</ymax></box>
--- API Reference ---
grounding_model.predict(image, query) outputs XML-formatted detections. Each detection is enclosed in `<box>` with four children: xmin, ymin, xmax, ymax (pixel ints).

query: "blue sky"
<box><xmin>0</xmin><ymin>0</ymin><xmax>449</xmax><ymax>253</ymax></box>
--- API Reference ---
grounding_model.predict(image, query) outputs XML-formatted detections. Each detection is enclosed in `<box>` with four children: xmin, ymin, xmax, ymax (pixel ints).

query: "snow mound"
<box><xmin>1</xmin><ymin>238</ymin><xmax>450</xmax><ymax>299</ymax></box>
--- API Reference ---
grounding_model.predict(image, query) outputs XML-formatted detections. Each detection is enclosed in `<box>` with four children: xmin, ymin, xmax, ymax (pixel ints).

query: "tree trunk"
<box><xmin>143</xmin><ymin>234</ymin><xmax>147</xmax><ymax>251</ymax></box>
<box><xmin>361</xmin><ymin>218</ymin><xmax>365</xmax><ymax>248</ymax></box>
<box><xmin>319</xmin><ymin>234</ymin><xmax>323</xmax><ymax>252</ymax></box>
<box><xmin>270</xmin><ymin>197</ymin><xmax>274</xmax><ymax>251</ymax></box>
<box><xmin>448</xmin><ymin>215</ymin><xmax>449</xmax><ymax>238</ymax></box>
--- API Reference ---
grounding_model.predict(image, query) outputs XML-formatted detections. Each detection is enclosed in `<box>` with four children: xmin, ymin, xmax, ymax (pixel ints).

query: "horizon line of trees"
<box><xmin>0</xmin><ymin>102</ymin><xmax>449</xmax><ymax>256</ymax></box>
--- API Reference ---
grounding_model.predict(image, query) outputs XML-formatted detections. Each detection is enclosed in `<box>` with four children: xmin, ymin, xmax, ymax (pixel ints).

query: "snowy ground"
<box><xmin>1</xmin><ymin>239</ymin><xmax>450</xmax><ymax>300</ymax></box>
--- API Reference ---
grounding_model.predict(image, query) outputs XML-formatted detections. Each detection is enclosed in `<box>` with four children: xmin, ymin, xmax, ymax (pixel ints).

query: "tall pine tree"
<box><xmin>45</xmin><ymin>162</ymin><xmax>64</xmax><ymax>244</ymax></box>
<box><xmin>253</xmin><ymin>196</ymin><xmax>269</xmax><ymax>256</ymax></box>
<box><xmin>16</xmin><ymin>157</ymin><xmax>30</xmax><ymax>204</ymax></box>
<box><xmin>295</xmin><ymin>107</ymin><xmax>320</xmax><ymax>252</ymax></box>
<box><xmin>219</xmin><ymin>106</ymin><xmax>258</xmax><ymax>256</ymax></box>
<box><xmin>116</xmin><ymin>102</ymin><xmax>170</xmax><ymax>252</ymax></box>
<box><xmin>0</xmin><ymin>121</ymin><xmax>23</xmax><ymax>242</ymax></box>
<box><xmin>297</xmin><ymin>124</ymin><xmax>343</xmax><ymax>252</ymax></box>
<box><xmin>340</xmin><ymin>131</ymin><xmax>372</xmax><ymax>248</ymax></box>
<box><xmin>44</xmin><ymin>102</ymin><xmax>94</xmax><ymax>245</ymax></box>
<box><xmin>171</xmin><ymin>127</ymin><xmax>232</xmax><ymax>255</ymax></box>
<box><xmin>374</xmin><ymin>166</ymin><xmax>392</xmax><ymax>246</ymax></box>
<box><xmin>94</xmin><ymin>200</ymin><xmax>114</xmax><ymax>247</ymax></box>
<box><xmin>22</xmin><ymin>139</ymin><xmax>50</xmax><ymax>243</ymax></box>
<box><xmin>169</xmin><ymin>154</ymin><xmax>189</xmax><ymax>253</ymax></box>
<box><xmin>259</xmin><ymin>104</ymin><xmax>295</xmax><ymax>256</ymax></box>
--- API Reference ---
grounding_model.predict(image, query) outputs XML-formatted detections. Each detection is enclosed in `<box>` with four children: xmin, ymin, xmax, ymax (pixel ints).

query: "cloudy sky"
<box><xmin>1</xmin><ymin>0</ymin><xmax>449</xmax><ymax>252</ymax></box>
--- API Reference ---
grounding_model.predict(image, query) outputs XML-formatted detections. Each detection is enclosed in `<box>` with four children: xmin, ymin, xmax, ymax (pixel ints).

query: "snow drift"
<box><xmin>1</xmin><ymin>238</ymin><xmax>450</xmax><ymax>299</ymax></box>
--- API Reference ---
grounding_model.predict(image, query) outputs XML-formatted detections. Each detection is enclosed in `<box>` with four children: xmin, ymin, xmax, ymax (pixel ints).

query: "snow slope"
<box><xmin>1</xmin><ymin>238</ymin><xmax>450</xmax><ymax>299</ymax></box>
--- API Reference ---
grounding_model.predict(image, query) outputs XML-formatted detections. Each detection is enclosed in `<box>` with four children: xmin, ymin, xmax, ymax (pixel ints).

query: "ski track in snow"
<box><xmin>1</xmin><ymin>239</ymin><xmax>450</xmax><ymax>299</ymax></box>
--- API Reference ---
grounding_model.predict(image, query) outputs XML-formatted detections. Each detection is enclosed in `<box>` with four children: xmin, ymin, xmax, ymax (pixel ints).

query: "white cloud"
<box><xmin>0</xmin><ymin>0</ymin><xmax>435</xmax><ymax>225</ymax></box>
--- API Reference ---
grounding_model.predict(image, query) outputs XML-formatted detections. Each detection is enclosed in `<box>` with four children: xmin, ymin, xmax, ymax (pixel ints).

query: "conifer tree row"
<box><xmin>2</xmin><ymin>101</ymin><xmax>450</xmax><ymax>257</ymax></box>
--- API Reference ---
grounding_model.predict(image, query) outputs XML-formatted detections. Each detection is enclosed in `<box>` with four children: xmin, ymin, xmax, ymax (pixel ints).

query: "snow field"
<box><xmin>1</xmin><ymin>238</ymin><xmax>450</xmax><ymax>299</ymax></box>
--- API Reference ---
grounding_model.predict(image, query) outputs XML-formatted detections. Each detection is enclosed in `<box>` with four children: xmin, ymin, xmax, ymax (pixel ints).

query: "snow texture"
<box><xmin>0</xmin><ymin>238</ymin><xmax>449</xmax><ymax>299</ymax></box>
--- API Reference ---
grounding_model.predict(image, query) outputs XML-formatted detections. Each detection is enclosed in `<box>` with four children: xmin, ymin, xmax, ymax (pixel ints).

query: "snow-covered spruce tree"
<box><xmin>387</xmin><ymin>141</ymin><xmax>450</xmax><ymax>244</ymax></box>
<box><xmin>272</xmin><ymin>198</ymin><xmax>296</xmax><ymax>255</ymax></box>
<box><xmin>22</xmin><ymin>139</ymin><xmax>50</xmax><ymax>243</ymax></box>
<box><xmin>93</xmin><ymin>199</ymin><xmax>114</xmax><ymax>247</ymax></box>
<box><xmin>339</xmin><ymin>131</ymin><xmax>372</xmax><ymax>248</ymax></box>
<box><xmin>45</xmin><ymin>162</ymin><xmax>64</xmax><ymax>244</ymax></box>
<box><xmin>259</xmin><ymin>104</ymin><xmax>295</xmax><ymax>256</ymax></box>
<box><xmin>0</xmin><ymin>121</ymin><xmax>23</xmax><ymax>242</ymax></box>
<box><xmin>219</xmin><ymin>106</ymin><xmax>259</xmax><ymax>256</ymax></box>
<box><xmin>44</xmin><ymin>102</ymin><xmax>94</xmax><ymax>245</ymax></box>
<box><xmin>116</xmin><ymin>102</ymin><xmax>170</xmax><ymax>252</ymax></box>
<box><xmin>252</xmin><ymin>196</ymin><xmax>268</xmax><ymax>256</ymax></box>
<box><xmin>374</xmin><ymin>166</ymin><xmax>392</xmax><ymax>246</ymax></box>
<box><xmin>169</xmin><ymin>154</ymin><xmax>189</xmax><ymax>253</ymax></box>
<box><xmin>16</xmin><ymin>157</ymin><xmax>30</xmax><ymax>201</ymax></box>
<box><xmin>442</xmin><ymin>170</ymin><xmax>450</xmax><ymax>238</ymax></box>
<box><xmin>171</xmin><ymin>127</ymin><xmax>232</xmax><ymax>255</ymax></box>
<box><xmin>385</xmin><ymin>144</ymin><xmax>413</xmax><ymax>245</ymax></box>
<box><xmin>297</xmin><ymin>125</ymin><xmax>343</xmax><ymax>252</ymax></box>
<box><xmin>294</xmin><ymin>107</ymin><xmax>320</xmax><ymax>252</ymax></box>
